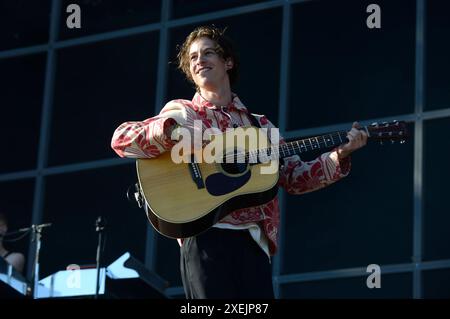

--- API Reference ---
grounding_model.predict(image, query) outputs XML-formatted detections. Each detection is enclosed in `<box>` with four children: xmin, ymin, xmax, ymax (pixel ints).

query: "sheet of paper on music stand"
<box><xmin>36</xmin><ymin>268</ymin><xmax>106</xmax><ymax>298</ymax></box>
<box><xmin>104</xmin><ymin>252</ymin><xmax>169</xmax><ymax>298</ymax></box>
<box><xmin>106</xmin><ymin>252</ymin><xmax>139</xmax><ymax>279</ymax></box>
<box><xmin>0</xmin><ymin>273</ymin><xmax>28</xmax><ymax>295</ymax></box>
<box><xmin>0</xmin><ymin>259</ymin><xmax>28</xmax><ymax>296</ymax></box>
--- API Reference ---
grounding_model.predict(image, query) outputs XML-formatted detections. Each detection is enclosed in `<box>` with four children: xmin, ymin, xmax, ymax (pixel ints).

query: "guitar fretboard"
<box><xmin>245</xmin><ymin>130</ymin><xmax>350</xmax><ymax>163</ymax></box>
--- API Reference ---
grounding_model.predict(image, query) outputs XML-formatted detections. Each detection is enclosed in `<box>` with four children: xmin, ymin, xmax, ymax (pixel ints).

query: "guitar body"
<box><xmin>137</xmin><ymin>127</ymin><xmax>279</xmax><ymax>239</ymax></box>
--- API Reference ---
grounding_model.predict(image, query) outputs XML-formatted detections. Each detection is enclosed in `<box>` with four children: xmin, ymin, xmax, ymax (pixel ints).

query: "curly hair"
<box><xmin>177</xmin><ymin>25</ymin><xmax>240</xmax><ymax>89</ymax></box>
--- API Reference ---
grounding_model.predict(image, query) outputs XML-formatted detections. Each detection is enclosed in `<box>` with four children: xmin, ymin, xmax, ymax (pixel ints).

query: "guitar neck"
<box><xmin>281</xmin><ymin>132</ymin><xmax>346</xmax><ymax>158</ymax></box>
<box><xmin>249</xmin><ymin>127</ymin><xmax>370</xmax><ymax>162</ymax></box>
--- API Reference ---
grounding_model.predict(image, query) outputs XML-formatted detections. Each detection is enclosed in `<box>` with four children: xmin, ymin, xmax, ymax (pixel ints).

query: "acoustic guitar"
<box><xmin>136</xmin><ymin>121</ymin><xmax>407</xmax><ymax>238</ymax></box>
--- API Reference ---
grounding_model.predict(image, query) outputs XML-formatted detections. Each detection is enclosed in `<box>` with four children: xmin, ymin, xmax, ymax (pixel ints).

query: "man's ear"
<box><xmin>225</xmin><ymin>58</ymin><xmax>233</xmax><ymax>70</ymax></box>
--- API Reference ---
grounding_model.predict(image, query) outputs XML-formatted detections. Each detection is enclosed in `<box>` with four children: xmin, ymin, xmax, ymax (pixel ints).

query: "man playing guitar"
<box><xmin>111</xmin><ymin>25</ymin><xmax>367</xmax><ymax>299</ymax></box>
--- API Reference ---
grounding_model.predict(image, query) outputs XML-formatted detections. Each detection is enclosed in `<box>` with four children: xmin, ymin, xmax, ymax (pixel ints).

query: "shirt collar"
<box><xmin>193</xmin><ymin>92</ymin><xmax>248</xmax><ymax>113</ymax></box>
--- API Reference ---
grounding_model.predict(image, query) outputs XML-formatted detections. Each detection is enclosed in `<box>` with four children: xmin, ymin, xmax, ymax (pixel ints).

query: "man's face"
<box><xmin>188</xmin><ymin>37</ymin><xmax>233</xmax><ymax>90</ymax></box>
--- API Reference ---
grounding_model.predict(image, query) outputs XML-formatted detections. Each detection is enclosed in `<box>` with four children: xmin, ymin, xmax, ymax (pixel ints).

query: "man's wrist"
<box><xmin>336</xmin><ymin>147</ymin><xmax>350</xmax><ymax>160</ymax></box>
<box><xmin>164</xmin><ymin>118</ymin><xmax>178</xmax><ymax>140</ymax></box>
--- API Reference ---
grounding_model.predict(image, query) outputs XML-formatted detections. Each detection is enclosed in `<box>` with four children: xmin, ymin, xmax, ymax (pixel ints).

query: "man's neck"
<box><xmin>199</xmin><ymin>86</ymin><xmax>232</xmax><ymax>107</ymax></box>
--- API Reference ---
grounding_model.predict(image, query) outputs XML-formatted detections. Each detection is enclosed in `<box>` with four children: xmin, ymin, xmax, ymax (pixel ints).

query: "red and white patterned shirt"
<box><xmin>111</xmin><ymin>93</ymin><xmax>351</xmax><ymax>256</ymax></box>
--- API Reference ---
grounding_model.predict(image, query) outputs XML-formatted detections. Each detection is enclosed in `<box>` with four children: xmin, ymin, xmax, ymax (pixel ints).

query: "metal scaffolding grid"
<box><xmin>1</xmin><ymin>0</ymin><xmax>449</xmax><ymax>299</ymax></box>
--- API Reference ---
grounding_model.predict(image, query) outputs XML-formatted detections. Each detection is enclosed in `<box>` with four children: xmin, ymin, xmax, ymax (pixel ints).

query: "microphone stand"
<box><xmin>28</xmin><ymin>223</ymin><xmax>52</xmax><ymax>299</ymax></box>
<box><xmin>95</xmin><ymin>216</ymin><xmax>106</xmax><ymax>299</ymax></box>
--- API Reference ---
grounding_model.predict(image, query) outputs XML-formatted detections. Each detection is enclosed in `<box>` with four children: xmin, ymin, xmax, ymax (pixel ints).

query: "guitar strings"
<box><xmin>212</xmin><ymin>131</ymin><xmax>348</xmax><ymax>163</ymax></box>
<box><xmin>218</xmin><ymin>126</ymin><xmax>402</xmax><ymax>163</ymax></box>
<box><xmin>167</xmin><ymin>124</ymin><xmax>403</xmax><ymax>164</ymax></box>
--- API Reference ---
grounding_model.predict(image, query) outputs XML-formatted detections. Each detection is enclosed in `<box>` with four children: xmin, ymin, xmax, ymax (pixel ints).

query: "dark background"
<box><xmin>0</xmin><ymin>0</ymin><xmax>449</xmax><ymax>299</ymax></box>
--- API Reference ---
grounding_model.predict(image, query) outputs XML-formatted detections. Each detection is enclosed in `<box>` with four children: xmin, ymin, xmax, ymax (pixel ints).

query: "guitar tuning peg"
<box><xmin>400</xmin><ymin>140</ymin><xmax>405</xmax><ymax>144</ymax></box>
<box><xmin>391</xmin><ymin>140</ymin><xmax>395</xmax><ymax>144</ymax></box>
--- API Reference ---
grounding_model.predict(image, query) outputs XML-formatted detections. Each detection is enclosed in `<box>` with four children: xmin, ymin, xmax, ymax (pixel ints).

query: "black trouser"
<box><xmin>180</xmin><ymin>227</ymin><xmax>274</xmax><ymax>299</ymax></box>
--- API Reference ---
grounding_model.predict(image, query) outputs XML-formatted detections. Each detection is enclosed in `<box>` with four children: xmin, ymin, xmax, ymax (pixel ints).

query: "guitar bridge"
<box><xmin>188</xmin><ymin>155</ymin><xmax>205</xmax><ymax>189</ymax></box>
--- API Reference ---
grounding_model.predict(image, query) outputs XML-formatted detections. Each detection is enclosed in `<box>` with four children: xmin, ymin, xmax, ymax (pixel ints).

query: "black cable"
<box><xmin>2</xmin><ymin>229</ymin><xmax>32</xmax><ymax>243</ymax></box>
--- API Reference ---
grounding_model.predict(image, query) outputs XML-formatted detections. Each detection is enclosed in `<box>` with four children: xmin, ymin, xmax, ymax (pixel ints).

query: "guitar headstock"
<box><xmin>367</xmin><ymin>120</ymin><xmax>408</xmax><ymax>145</ymax></box>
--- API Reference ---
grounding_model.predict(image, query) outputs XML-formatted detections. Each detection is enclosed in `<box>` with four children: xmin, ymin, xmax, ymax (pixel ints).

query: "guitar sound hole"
<box><xmin>221</xmin><ymin>162</ymin><xmax>248</xmax><ymax>175</ymax></box>
<box><xmin>221</xmin><ymin>150</ymin><xmax>248</xmax><ymax>175</ymax></box>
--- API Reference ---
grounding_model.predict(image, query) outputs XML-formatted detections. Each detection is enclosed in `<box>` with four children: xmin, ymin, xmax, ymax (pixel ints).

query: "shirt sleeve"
<box><xmin>252</xmin><ymin>114</ymin><xmax>351</xmax><ymax>195</ymax></box>
<box><xmin>278</xmin><ymin>150</ymin><xmax>351</xmax><ymax>195</ymax></box>
<box><xmin>110</xmin><ymin>99</ymin><xmax>197</xmax><ymax>158</ymax></box>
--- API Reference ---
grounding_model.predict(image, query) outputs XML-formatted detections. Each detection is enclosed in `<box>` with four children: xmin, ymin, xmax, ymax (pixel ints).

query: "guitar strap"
<box><xmin>247</xmin><ymin>113</ymin><xmax>262</xmax><ymax>129</ymax></box>
<box><xmin>247</xmin><ymin>112</ymin><xmax>285</xmax><ymax>167</ymax></box>
<box><xmin>128</xmin><ymin>182</ymin><xmax>144</xmax><ymax>209</ymax></box>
